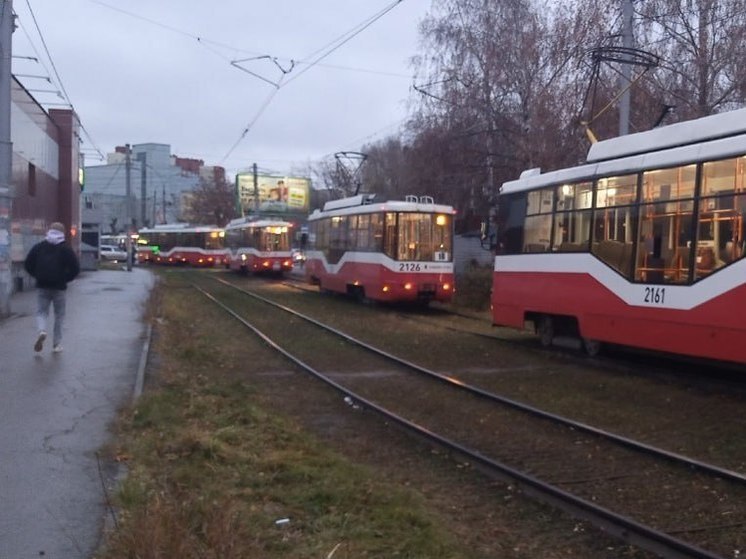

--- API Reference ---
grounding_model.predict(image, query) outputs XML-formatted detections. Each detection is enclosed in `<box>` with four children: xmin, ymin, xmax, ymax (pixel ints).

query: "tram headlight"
<box><xmin>382</xmin><ymin>285</ymin><xmax>390</xmax><ymax>293</ymax></box>
<box><xmin>404</xmin><ymin>282</ymin><xmax>413</xmax><ymax>290</ymax></box>
<box><xmin>442</xmin><ymin>283</ymin><xmax>451</xmax><ymax>291</ymax></box>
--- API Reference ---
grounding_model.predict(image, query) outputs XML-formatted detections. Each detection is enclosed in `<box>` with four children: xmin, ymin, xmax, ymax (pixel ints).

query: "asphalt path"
<box><xmin>0</xmin><ymin>267</ymin><xmax>153</xmax><ymax>559</ymax></box>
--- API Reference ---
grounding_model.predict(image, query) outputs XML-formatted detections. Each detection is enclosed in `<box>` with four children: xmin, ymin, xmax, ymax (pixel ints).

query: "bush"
<box><xmin>453</xmin><ymin>263</ymin><xmax>492</xmax><ymax>311</ymax></box>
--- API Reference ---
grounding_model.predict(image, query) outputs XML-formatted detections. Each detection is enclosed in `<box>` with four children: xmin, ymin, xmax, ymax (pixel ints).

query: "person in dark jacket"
<box><xmin>23</xmin><ymin>222</ymin><xmax>80</xmax><ymax>353</ymax></box>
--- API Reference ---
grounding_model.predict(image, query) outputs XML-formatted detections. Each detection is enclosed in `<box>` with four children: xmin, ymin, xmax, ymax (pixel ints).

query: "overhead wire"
<box><xmin>221</xmin><ymin>0</ymin><xmax>406</xmax><ymax>164</ymax></box>
<box><xmin>21</xmin><ymin>0</ymin><xmax>105</xmax><ymax>159</ymax></box>
<box><xmin>24</xmin><ymin>0</ymin><xmax>413</xmax><ymax>174</ymax></box>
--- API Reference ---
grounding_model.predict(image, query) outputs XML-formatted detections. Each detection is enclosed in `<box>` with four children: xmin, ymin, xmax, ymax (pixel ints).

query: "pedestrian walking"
<box><xmin>23</xmin><ymin>222</ymin><xmax>80</xmax><ymax>353</ymax></box>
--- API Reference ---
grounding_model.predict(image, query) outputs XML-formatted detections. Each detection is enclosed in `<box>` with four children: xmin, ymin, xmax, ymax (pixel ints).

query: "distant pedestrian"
<box><xmin>23</xmin><ymin>222</ymin><xmax>80</xmax><ymax>353</ymax></box>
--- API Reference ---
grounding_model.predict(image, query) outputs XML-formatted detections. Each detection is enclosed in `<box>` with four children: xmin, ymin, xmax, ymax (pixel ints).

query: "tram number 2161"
<box><xmin>643</xmin><ymin>286</ymin><xmax>666</xmax><ymax>305</ymax></box>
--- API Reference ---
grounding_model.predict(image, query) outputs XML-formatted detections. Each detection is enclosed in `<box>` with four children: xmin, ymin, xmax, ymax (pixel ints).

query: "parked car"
<box><xmin>99</xmin><ymin>245</ymin><xmax>128</xmax><ymax>262</ymax></box>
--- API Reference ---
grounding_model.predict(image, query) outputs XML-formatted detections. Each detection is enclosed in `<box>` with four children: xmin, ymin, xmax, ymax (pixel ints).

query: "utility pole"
<box><xmin>619</xmin><ymin>0</ymin><xmax>634</xmax><ymax>136</ymax></box>
<box><xmin>125</xmin><ymin>143</ymin><xmax>132</xmax><ymax>227</ymax></box>
<box><xmin>253</xmin><ymin>163</ymin><xmax>258</xmax><ymax>214</ymax></box>
<box><xmin>0</xmin><ymin>0</ymin><xmax>13</xmax><ymax>316</ymax></box>
<box><xmin>137</xmin><ymin>152</ymin><xmax>146</xmax><ymax>226</ymax></box>
<box><xmin>124</xmin><ymin>144</ymin><xmax>132</xmax><ymax>271</ymax></box>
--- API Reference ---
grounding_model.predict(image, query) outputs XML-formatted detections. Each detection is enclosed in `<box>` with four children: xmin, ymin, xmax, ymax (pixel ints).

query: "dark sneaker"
<box><xmin>34</xmin><ymin>331</ymin><xmax>47</xmax><ymax>352</ymax></box>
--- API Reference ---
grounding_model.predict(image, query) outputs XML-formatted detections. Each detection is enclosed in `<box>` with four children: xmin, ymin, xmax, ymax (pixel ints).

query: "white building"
<box><xmin>83</xmin><ymin>143</ymin><xmax>206</xmax><ymax>233</ymax></box>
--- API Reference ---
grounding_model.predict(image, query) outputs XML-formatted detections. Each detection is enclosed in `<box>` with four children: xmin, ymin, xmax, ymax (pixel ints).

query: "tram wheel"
<box><xmin>582</xmin><ymin>338</ymin><xmax>602</xmax><ymax>356</ymax></box>
<box><xmin>537</xmin><ymin>316</ymin><xmax>554</xmax><ymax>347</ymax></box>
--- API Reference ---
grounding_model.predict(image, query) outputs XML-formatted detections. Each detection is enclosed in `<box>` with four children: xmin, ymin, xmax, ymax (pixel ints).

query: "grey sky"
<box><xmin>11</xmin><ymin>0</ymin><xmax>429</xmax><ymax>178</ymax></box>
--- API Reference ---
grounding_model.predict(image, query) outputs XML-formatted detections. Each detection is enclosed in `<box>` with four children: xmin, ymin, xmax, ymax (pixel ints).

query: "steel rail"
<box><xmin>212</xmin><ymin>275</ymin><xmax>746</xmax><ymax>486</ymax></box>
<box><xmin>194</xmin><ymin>280</ymin><xmax>726</xmax><ymax>559</ymax></box>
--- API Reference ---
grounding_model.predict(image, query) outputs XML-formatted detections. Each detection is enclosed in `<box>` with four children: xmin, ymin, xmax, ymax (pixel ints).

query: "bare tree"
<box><xmin>182</xmin><ymin>177</ymin><xmax>237</xmax><ymax>226</ymax></box>
<box><xmin>637</xmin><ymin>0</ymin><xmax>746</xmax><ymax>118</ymax></box>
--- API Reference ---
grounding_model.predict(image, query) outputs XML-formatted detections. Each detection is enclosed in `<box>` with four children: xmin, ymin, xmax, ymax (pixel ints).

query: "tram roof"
<box><xmin>502</xmin><ymin>107</ymin><xmax>746</xmax><ymax>194</ymax></box>
<box><xmin>309</xmin><ymin>195</ymin><xmax>455</xmax><ymax>220</ymax></box>
<box><xmin>588</xmin><ymin>107</ymin><xmax>746</xmax><ymax>162</ymax></box>
<box><xmin>224</xmin><ymin>217</ymin><xmax>293</xmax><ymax>229</ymax></box>
<box><xmin>138</xmin><ymin>224</ymin><xmax>223</xmax><ymax>234</ymax></box>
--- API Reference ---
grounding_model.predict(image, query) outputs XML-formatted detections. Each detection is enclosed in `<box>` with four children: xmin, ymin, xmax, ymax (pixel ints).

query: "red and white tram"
<box><xmin>136</xmin><ymin>224</ymin><xmax>228</xmax><ymax>267</ymax></box>
<box><xmin>224</xmin><ymin>217</ymin><xmax>294</xmax><ymax>275</ymax></box>
<box><xmin>305</xmin><ymin>194</ymin><xmax>456</xmax><ymax>304</ymax></box>
<box><xmin>490</xmin><ymin>109</ymin><xmax>746</xmax><ymax>365</ymax></box>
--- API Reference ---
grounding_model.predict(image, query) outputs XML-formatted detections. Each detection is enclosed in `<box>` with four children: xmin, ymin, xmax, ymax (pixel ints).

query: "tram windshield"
<box><xmin>257</xmin><ymin>226</ymin><xmax>290</xmax><ymax>252</ymax></box>
<box><xmin>385</xmin><ymin>212</ymin><xmax>453</xmax><ymax>262</ymax></box>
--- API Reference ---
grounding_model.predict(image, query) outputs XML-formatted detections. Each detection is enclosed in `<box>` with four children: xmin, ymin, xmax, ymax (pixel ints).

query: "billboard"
<box><xmin>236</xmin><ymin>174</ymin><xmax>311</xmax><ymax>214</ymax></box>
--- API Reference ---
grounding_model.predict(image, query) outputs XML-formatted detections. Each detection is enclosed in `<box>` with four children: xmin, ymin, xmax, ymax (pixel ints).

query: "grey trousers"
<box><xmin>36</xmin><ymin>288</ymin><xmax>66</xmax><ymax>346</ymax></box>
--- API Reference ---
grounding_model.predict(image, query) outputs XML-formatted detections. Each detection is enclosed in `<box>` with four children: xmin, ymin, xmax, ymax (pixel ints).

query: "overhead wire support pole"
<box><xmin>0</xmin><ymin>0</ymin><xmax>13</xmax><ymax>316</ymax></box>
<box><xmin>619</xmin><ymin>0</ymin><xmax>634</xmax><ymax>136</ymax></box>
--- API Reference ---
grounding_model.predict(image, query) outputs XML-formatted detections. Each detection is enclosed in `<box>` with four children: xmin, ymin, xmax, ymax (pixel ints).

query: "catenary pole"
<box><xmin>618</xmin><ymin>0</ymin><xmax>634</xmax><ymax>136</ymax></box>
<box><xmin>0</xmin><ymin>0</ymin><xmax>13</xmax><ymax>316</ymax></box>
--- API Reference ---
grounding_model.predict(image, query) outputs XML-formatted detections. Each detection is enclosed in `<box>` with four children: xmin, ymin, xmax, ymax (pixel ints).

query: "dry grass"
<box><xmin>96</xmin><ymin>271</ymin><xmax>470</xmax><ymax>559</ymax></box>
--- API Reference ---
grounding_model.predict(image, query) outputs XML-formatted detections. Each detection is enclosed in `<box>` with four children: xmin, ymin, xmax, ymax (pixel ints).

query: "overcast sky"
<box><xmin>11</xmin><ymin>0</ymin><xmax>430</xmax><ymax>179</ymax></box>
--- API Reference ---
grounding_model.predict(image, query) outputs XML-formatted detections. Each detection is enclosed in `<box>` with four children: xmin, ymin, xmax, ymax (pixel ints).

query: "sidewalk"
<box><xmin>0</xmin><ymin>267</ymin><xmax>154</xmax><ymax>559</ymax></box>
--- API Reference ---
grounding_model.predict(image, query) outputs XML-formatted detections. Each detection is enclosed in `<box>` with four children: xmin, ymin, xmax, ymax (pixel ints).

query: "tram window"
<box><xmin>357</xmin><ymin>214</ymin><xmax>371</xmax><ymax>250</ymax></box>
<box><xmin>696</xmin><ymin>190</ymin><xmax>746</xmax><ymax>278</ymax></box>
<box><xmin>553</xmin><ymin>210</ymin><xmax>591</xmax><ymax>252</ymax></box>
<box><xmin>593</xmin><ymin>174</ymin><xmax>639</xmax><ymax>277</ymax></box>
<box><xmin>701</xmin><ymin>157</ymin><xmax>746</xmax><ymax>196</ymax></box>
<box><xmin>524</xmin><ymin>214</ymin><xmax>551</xmax><ymax>252</ymax></box>
<box><xmin>497</xmin><ymin>193</ymin><xmax>527</xmax><ymax>255</ymax></box>
<box><xmin>327</xmin><ymin>216</ymin><xmax>348</xmax><ymax>264</ymax></box>
<box><xmin>596</xmin><ymin>174</ymin><xmax>637</xmax><ymax>207</ymax></box>
<box><xmin>636</xmin><ymin>200</ymin><xmax>693</xmax><ymax>284</ymax></box>
<box><xmin>592</xmin><ymin>205</ymin><xmax>638</xmax><ymax>278</ymax></box>
<box><xmin>643</xmin><ymin>164</ymin><xmax>696</xmax><ymax>201</ymax></box>
<box><xmin>371</xmin><ymin>213</ymin><xmax>384</xmax><ymax>251</ymax></box>
<box><xmin>527</xmin><ymin>188</ymin><xmax>553</xmax><ymax>215</ymax></box>
<box><xmin>384</xmin><ymin>213</ymin><xmax>397</xmax><ymax>259</ymax></box>
<box><xmin>553</xmin><ymin>182</ymin><xmax>592</xmax><ymax>251</ymax></box>
<box><xmin>394</xmin><ymin>212</ymin><xmax>452</xmax><ymax>261</ymax></box>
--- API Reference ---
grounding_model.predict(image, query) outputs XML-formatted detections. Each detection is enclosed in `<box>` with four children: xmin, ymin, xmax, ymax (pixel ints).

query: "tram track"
<box><xmin>193</xmin><ymin>274</ymin><xmax>746</xmax><ymax>559</ymax></box>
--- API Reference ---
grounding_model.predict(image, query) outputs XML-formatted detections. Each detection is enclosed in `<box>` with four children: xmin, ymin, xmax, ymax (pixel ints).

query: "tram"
<box><xmin>305</xmin><ymin>194</ymin><xmax>456</xmax><ymax>304</ymax></box>
<box><xmin>490</xmin><ymin>108</ymin><xmax>746</xmax><ymax>365</ymax></box>
<box><xmin>136</xmin><ymin>224</ymin><xmax>228</xmax><ymax>267</ymax></box>
<box><xmin>223</xmin><ymin>217</ymin><xmax>294</xmax><ymax>275</ymax></box>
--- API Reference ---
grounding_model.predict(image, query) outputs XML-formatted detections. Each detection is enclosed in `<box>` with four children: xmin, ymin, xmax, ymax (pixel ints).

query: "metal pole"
<box><xmin>253</xmin><ymin>162</ymin><xmax>258</xmax><ymax>214</ymax></box>
<box><xmin>124</xmin><ymin>144</ymin><xmax>132</xmax><ymax>271</ymax></box>
<box><xmin>618</xmin><ymin>0</ymin><xmax>634</xmax><ymax>136</ymax></box>
<box><xmin>125</xmin><ymin>143</ymin><xmax>131</xmax><ymax>228</ymax></box>
<box><xmin>138</xmin><ymin>152</ymin><xmax>146</xmax><ymax>227</ymax></box>
<box><xmin>0</xmin><ymin>0</ymin><xmax>14</xmax><ymax>316</ymax></box>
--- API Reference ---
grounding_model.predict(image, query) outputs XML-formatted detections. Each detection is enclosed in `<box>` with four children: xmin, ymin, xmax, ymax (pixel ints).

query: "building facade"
<box><xmin>8</xmin><ymin>78</ymin><xmax>81</xmax><ymax>294</ymax></box>
<box><xmin>83</xmin><ymin>144</ymin><xmax>224</xmax><ymax>233</ymax></box>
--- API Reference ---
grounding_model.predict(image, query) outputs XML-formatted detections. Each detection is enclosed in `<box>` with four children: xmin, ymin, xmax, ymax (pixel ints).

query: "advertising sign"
<box><xmin>236</xmin><ymin>174</ymin><xmax>311</xmax><ymax>214</ymax></box>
